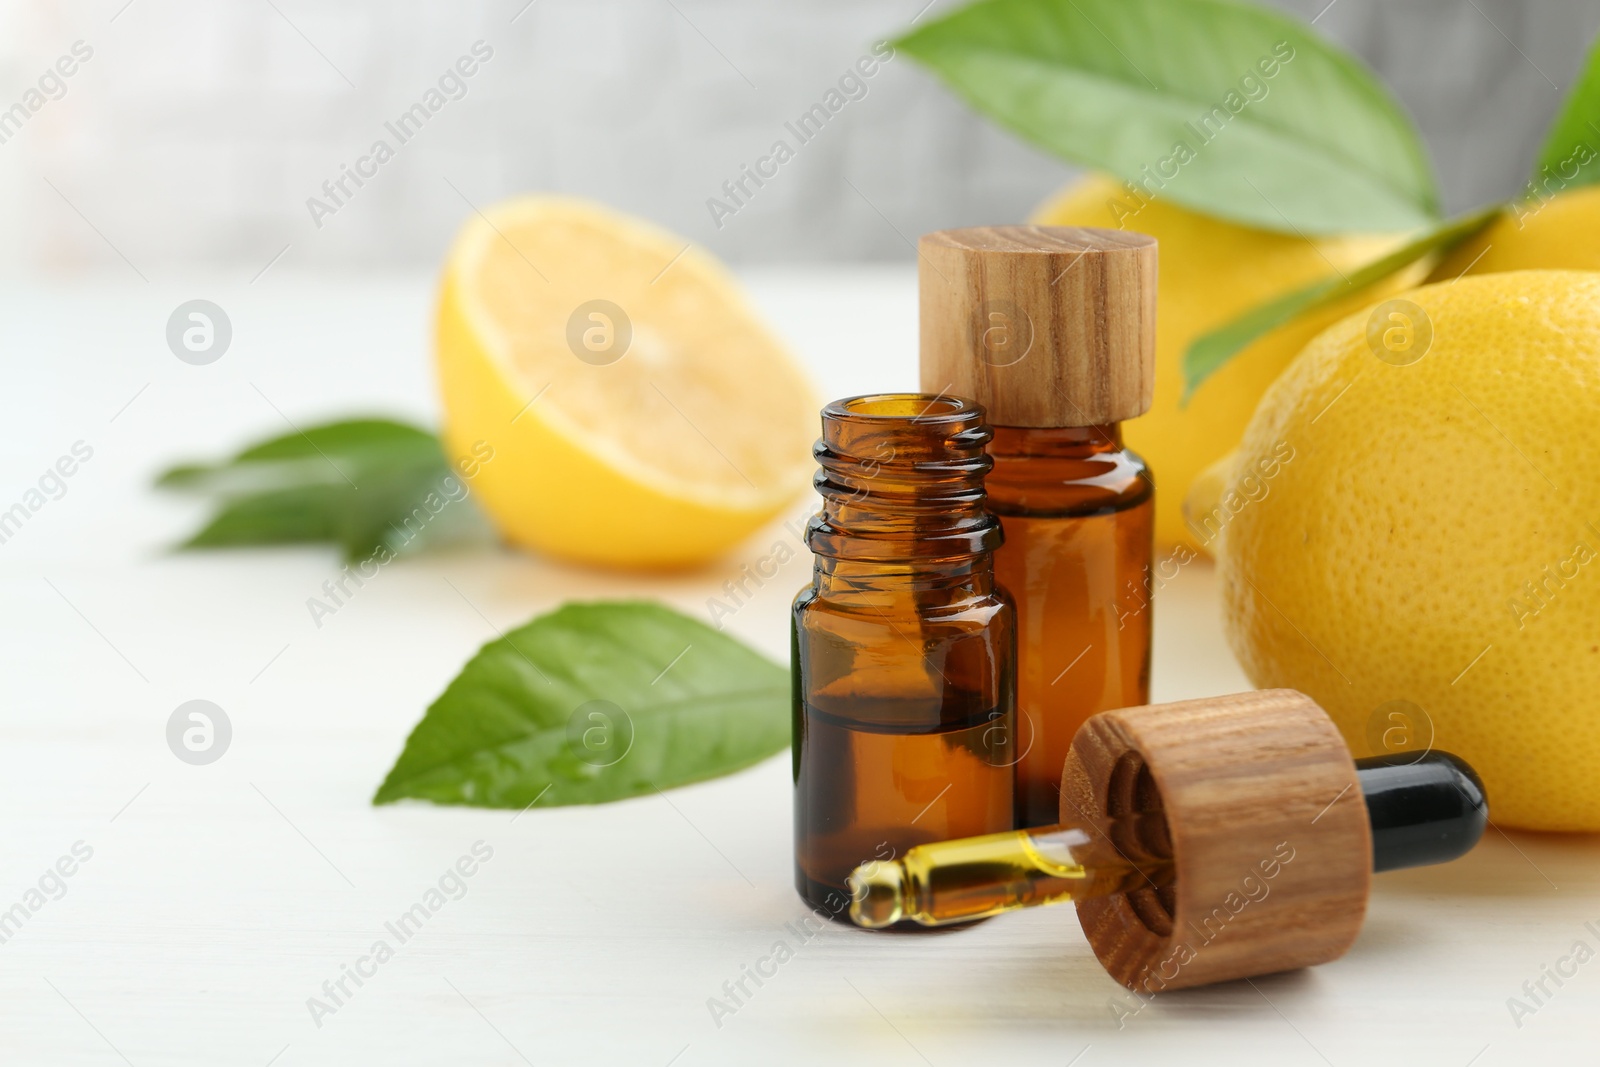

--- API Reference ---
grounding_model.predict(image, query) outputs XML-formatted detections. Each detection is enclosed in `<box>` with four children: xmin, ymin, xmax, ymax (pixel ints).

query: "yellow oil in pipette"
<box><xmin>849</xmin><ymin>813</ymin><xmax>1173</xmax><ymax>929</ymax></box>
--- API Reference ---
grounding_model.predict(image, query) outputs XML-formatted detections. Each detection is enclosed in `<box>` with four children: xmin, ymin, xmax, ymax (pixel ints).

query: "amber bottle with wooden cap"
<box><xmin>920</xmin><ymin>226</ymin><xmax>1158</xmax><ymax>829</ymax></box>
<box><xmin>848</xmin><ymin>689</ymin><xmax>1489</xmax><ymax>992</ymax></box>
<box><xmin>792</xmin><ymin>394</ymin><xmax>1015</xmax><ymax>921</ymax></box>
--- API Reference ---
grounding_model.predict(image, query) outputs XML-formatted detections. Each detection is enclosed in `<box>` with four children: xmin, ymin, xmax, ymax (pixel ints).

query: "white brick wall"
<box><xmin>0</xmin><ymin>0</ymin><xmax>1594</xmax><ymax>274</ymax></box>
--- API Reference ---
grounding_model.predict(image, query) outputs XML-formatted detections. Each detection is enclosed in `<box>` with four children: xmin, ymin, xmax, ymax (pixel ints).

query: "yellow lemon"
<box><xmin>1212</xmin><ymin>270</ymin><xmax>1600</xmax><ymax>831</ymax></box>
<box><xmin>1431</xmin><ymin>185</ymin><xmax>1600</xmax><ymax>280</ymax></box>
<box><xmin>435</xmin><ymin>196</ymin><xmax>818</xmax><ymax>570</ymax></box>
<box><xmin>1033</xmin><ymin>174</ymin><xmax>1417</xmax><ymax>550</ymax></box>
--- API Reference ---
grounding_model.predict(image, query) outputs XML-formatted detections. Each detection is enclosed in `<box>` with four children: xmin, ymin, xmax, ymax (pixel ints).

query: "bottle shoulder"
<box><xmin>985</xmin><ymin>446</ymin><xmax>1153</xmax><ymax>517</ymax></box>
<box><xmin>793</xmin><ymin>581</ymin><xmax>1012</xmax><ymax>630</ymax></box>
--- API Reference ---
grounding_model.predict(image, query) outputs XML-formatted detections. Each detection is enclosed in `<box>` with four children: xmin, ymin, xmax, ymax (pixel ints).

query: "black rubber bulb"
<box><xmin>1355</xmin><ymin>750</ymin><xmax>1488</xmax><ymax>873</ymax></box>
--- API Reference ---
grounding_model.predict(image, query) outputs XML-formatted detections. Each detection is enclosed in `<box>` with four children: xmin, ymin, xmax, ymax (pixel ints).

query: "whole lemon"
<box><xmin>1213</xmin><ymin>271</ymin><xmax>1600</xmax><ymax>831</ymax></box>
<box><xmin>1431</xmin><ymin>185</ymin><xmax>1600</xmax><ymax>281</ymax></box>
<box><xmin>1033</xmin><ymin>174</ymin><xmax>1416</xmax><ymax>549</ymax></box>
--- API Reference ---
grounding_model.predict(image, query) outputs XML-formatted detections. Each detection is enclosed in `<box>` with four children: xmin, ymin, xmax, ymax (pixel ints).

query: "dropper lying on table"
<box><xmin>850</xmin><ymin>750</ymin><xmax>1486</xmax><ymax>931</ymax></box>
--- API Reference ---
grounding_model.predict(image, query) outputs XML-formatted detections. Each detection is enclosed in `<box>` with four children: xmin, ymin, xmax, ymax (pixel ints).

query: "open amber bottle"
<box><xmin>921</xmin><ymin>226</ymin><xmax>1158</xmax><ymax>829</ymax></box>
<box><xmin>792</xmin><ymin>394</ymin><xmax>1015</xmax><ymax>921</ymax></box>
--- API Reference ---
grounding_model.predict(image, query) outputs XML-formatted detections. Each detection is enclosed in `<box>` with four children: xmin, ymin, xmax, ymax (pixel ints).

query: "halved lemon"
<box><xmin>435</xmin><ymin>196</ymin><xmax>818</xmax><ymax>569</ymax></box>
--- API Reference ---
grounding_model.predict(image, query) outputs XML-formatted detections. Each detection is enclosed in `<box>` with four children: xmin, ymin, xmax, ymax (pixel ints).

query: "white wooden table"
<box><xmin>3</xmin><ymin>269</ymin><xmax>1596</xmax><ymax>1065</ymax></box>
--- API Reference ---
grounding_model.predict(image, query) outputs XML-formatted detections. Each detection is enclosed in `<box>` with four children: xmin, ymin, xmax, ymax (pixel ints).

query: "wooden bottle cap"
<box><xmin>919</xmin><ymin>226</ymin><xmax>1156</xmax><ymax>427</ymax></box>
<box><xmin>1061</xmin><ymin>689</ymin><xmax>1371</xmax><ymax>992</ymax></box>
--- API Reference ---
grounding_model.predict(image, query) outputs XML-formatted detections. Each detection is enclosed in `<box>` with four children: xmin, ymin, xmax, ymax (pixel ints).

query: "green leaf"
<box><xmin>156</xmin><ymin>418</ymin><xmax>439</xmax><ymax>492</ymax></box>
<box><xmin>895</xmin><ymin>0</ymin><xmax>1439</xmax><ymax>234</ymax></box>
<box><xmin>372</xmin><ymin>601</ymin><xmax>791</xmax><ymax>809</ymax></box>
<box><xmin>1181</xmin><ymin>204</ymin><xmax>1504</xmax><ymax>400</ymax></box>
<box><xmin>156</xmin><ymin>417</ymin><xmax>494</xmax><ymax>561</ymax></box>
<box><xmin>1533</xmin><ymin>30</ymin><xmax>1600</xmax><ymax>192</ymax></box>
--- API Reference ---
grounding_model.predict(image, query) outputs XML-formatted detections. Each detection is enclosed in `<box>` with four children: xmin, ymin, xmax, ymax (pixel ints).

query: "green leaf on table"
<box><xmin>373</xmin><ymin>601</ymin><xmax>790</xmax><ymax>809</ymax></box>
<box><xmin>1532</xmin><ymin>30</ymin><xmax>1600</xmax><ymax>193</ymax></box>
<box><xmin>1181</xmin><ymin>204</ymin><xmax>1504</xmax><ymax>401</ymax></box>
<box><xmin>894</xmin><ymin>0</ymin><xmax>1439</xmax><ymax>234</ymax></box>
<box><xmin>156</xmin><ymin>417</ymin><xmax>494</xmax><ymax>562</ymax></box>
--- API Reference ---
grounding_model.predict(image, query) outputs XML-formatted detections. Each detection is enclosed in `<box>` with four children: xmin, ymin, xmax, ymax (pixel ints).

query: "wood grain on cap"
<box><xmin>1062</xmin><ymin>689</ymin><xmax>1371</xmax><ymax>992</ymax></box>
<box><xmin>919</xmin><ymin>225</ymin><xmax>1156</xmax><ymax>426</ymax></box>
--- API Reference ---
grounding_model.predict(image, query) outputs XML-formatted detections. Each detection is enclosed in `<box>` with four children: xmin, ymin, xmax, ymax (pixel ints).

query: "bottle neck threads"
<box><xmin>806</xmin><ymin>394</ymin><xmax>1002</xmax><ymax>565</ymax></box>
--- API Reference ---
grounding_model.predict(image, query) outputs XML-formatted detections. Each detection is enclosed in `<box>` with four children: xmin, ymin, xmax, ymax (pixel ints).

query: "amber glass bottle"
<box><xmin>920</xmin><ymin>226</ymin><xmax>1158</xmax><ymax>829</ymax></box>
<box><xmin>792</xmin><ymin>394</ymin><xmax>1015</xmax><ymax>921</ymax></box>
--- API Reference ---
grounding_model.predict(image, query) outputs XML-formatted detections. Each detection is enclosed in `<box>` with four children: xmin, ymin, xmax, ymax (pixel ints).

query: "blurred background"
<box><xmin>0</xmin><ymin>0</ymin><xmax>1596</xmax><ymax>275</ymax></box>
<box><xmin>6</xmin><ymin>6</ymin><xmax>1600</xmax><ymax>1062</ymax></box>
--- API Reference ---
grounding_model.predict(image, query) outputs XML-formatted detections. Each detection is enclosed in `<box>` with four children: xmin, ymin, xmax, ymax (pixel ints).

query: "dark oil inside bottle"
<box><xmin>793</xmin><ymin>698</ymin><xmax>1012</xmax><ymax>920</ymax></box>
<box><xmin>987</xmin><ymin>425</ymin><xmax>1153</xmax><ymax>829</ymax></box>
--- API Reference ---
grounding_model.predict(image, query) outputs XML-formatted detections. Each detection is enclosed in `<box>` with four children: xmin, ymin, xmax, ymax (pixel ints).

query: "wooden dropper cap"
<box><xmin>919</xmin><ymin>226</ymin><xmax>1157</xmax><ymax>427</ymax></box>
<box><xmin>1062</xmin><ymin>689</ymin><xmax>1371</xmax><ymax>992</ymax></box>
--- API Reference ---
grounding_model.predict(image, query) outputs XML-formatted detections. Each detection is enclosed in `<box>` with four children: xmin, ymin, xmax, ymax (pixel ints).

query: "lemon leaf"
<box><xmin>894</xmin><ymin>0</ymin><xmax>1438</xmax><ymax>234</ymax></box>
<box><xmin>372</xmin><ymin>601</ymin><xmax>790</xmax><ymax>809</ymax></box>
<box><xmin>1181</xmin><ymin>205</ymin><xmax>1504</xmax><ymax>402</ymax></box>
<box><xmin>155</xmin><ymin>417</ymin><xmax>493</xmax><ymax>562</ymax></box>
<box><xmin>1533</xmin><ymin>30</ymin><xmax>1600</xmax><ymax>191</ymax></box>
